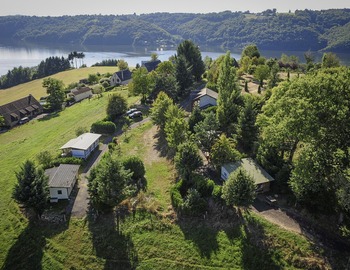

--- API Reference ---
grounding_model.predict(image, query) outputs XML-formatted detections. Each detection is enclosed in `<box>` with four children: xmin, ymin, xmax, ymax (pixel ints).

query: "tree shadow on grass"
<box><xmin>177</xmin><ymin>218</ymin><xmax>220</xmax><ymax>258</ymax></box>
<box><xmin>2</xmin><ymin>214</ymin><xmax>69</xmax><ymax>270</ymax></box>
<box><xmin>87</xmin><ymin>208</ymin><xmax>138</xmax><ymax>270</ymax></box>
<box><xmin>152</xmin><ymin>128</ymin><xmax>174</xmax><ymax>160</ymax></box>
<box><xmin>235</xmin><ymin>211</ymin><xmax>281</xmax><ymax>270</ymax></box>
<box><xmin>37</xmin><ymin>112</ymin><xmax>60</xmax><ymax>122</ymax></box>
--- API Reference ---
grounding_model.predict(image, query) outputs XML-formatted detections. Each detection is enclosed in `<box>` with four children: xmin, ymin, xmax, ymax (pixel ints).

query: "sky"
<box><xmin>0</xmin><ymin>0</ymin><xmax>349</xmax><ymax>16</ymax></box>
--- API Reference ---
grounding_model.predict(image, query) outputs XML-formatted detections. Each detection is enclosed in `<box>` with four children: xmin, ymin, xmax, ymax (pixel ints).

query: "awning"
<box><xmin>26</xmin><ymin>106</ymin><xmax>35</xmax><ymax>112</ymax></box>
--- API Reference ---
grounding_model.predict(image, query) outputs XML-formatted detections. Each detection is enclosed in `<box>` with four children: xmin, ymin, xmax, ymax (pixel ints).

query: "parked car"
<box><xmin>265</xmin><ymin>195</ymin><xmax>277</xmax><ymax>207</ymax></box>
<box><xmin>19</xmin><ymin>117</ymin><xmax>30</xmax><ymax>124</ymax></box>
<box><xmin>126</xmin><ymin>108</ymin><xmax>138</xmax><ymax>116</ymax></box>
<box><xmin>129</xmin><ymin>111</ymin><xmax>143</xmax><ymax>119</ymax></box>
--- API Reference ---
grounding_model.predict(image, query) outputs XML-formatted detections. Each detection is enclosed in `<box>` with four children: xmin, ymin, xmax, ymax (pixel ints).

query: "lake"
<box><xmin>1</xmin><ymin>41</ymin><xmax>350</xmax><ymax>76</ymax></box>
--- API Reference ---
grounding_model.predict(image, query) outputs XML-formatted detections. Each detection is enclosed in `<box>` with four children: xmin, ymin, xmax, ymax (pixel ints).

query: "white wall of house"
<box><xmin>110</xmin><ymin>74</ymin><xmax>132</xmax><ymax>86</ymax></box>
<box><xmin>72</xmin><ymin>149</ymin><xmax>86</xmax><ymax>158</ymax></box>
<box><xmin>50</xmin><ymin>187</ymin><xmax>69</xmax><ymax>200</ymax></box>
<box><xmin>199</xmin><ymin>96</ymin><xmax>217</xmax><ymax>108</ymax></box>
<box><xmin>74</xmin><ymin>91</ymin><xmax>92</xmax><ymax>102</ymax></box>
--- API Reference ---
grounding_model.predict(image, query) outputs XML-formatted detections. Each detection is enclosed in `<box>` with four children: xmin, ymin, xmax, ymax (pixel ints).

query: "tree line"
<box><xmin>0</xmin><ymin>56</ymin><xmax>70</xmax><ymax>89</ymax></box>
<box><xmin>1</xmin><ymin>9</ymin><xmax>350</xmax><ymax>51</ymax></box>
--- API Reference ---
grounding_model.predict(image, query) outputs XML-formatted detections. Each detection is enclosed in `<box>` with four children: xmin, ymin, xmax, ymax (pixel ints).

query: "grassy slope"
<box><xmin>0</xmin><ymin>76</ymin><xmax>136</xmax><ymax>267</ymax></box>
<box><xmin>0</xmin><ymin>70</ymin><xmax>347</xmax><ymax>269</ymax></box>
<box><xmin>0</xmin><ymin>67</ymin><xmax>117</xmax><ymax>105</ymax></box>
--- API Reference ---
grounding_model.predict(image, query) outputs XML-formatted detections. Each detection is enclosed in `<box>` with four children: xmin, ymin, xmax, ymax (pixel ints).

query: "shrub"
<box><xmin>51</xmin><ymin>157</ymin><xmax>83</xmax><ymax>167</ymax></box>
<box><xmin>193</xmin><ymin>175</ymin><xmax>215</xmax><ymax>197</ymax></box>
<box><xmin>91</xmin><ymin>120</ymin><xmax>116</xmax><ymax>134</ymax></box>
<box><xmin>182</xmin><ymin>188</ymin><xmax>207</xmax><ymax>216</ymax></box>
<box><xmin>122</xmin><ymin>156</ymin><xmax>146</xmax><ymax>180</ymax></box>
<box><xmin>212</xmin><ymin>184</ymin><xmax>223</xmax><ymax>201</ymax></box>
<box><xmin>170</xmin><ymin>180</ymin><xmax>184</xmax><ymax>209</ymax></box>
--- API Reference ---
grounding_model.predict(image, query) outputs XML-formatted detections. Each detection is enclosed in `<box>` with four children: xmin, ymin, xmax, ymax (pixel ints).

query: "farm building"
<box><xmin>192</xmin><ymin>87</ymin><xmax>218</xmax><ymax>109</ymax></box>
<box><xmin>0</xmin><ymin>94</ymin><xmax>43</xmax><ymax>128</ymax></box>
<box><xmin>60</xmin><ymin>133</ymin><xmax>101</xmax><ymax>159</ymax></box>
<box><xmin>110</xmin><ymin>69</ymin><xmax>132</xmax><ymax>86</ymax></box>
<box><xmin>45</xmin><ymin>164</ymin><xmax>80</xmax><ymax>202</ymax></box>
<box><xmin>68</xmin><ymin>87</ymin><xmax>92</xmax><ymax>102</ymax></box>
<box><xmin>221</xmin><ymin>158</ymin><xmax>275</xmax><ymax>193</ymax></box>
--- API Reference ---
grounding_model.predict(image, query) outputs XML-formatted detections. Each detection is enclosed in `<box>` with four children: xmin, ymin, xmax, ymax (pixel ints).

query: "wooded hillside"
<box><xmin>1</xmin><ymin>9</ymin><xmax>350</xmax><ymax>51</ymax></box>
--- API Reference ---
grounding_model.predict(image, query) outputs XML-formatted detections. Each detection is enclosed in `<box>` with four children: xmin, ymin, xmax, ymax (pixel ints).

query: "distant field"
<box><xmin>0</xmin><ymin>67</ymin><xmax>117</xmax><ymax>105</ymax></box>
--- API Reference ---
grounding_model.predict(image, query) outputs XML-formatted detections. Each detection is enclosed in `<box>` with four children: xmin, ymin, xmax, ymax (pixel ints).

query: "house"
<box><xmin>0</xmin><ymin>94</ymin><xmax>43</xmax><ymax>128</ymax></box>
<box><xmin>110</xmin><ymin>69</ymin><xmax>132</xmax><ymax>86</ymax></box>
<box><xmin>68</xmin><ymin>87</ymin><xmax>92</xmax><ymax>102</ymax></box>
<box><xmin>60</xmin><ymin>132</ymin><xmax>102</xmax><ymax>159</ymax></box>
<box><xmin>192</xmin><ymin>87</ymin><xmax>218</xmax><ymax>109</ymax></box>
<box><xmin>221</xmin><ymin>158</ymin><xmax>275</xmax><ymax>193</ymax></box>
<box><xmin>141</xmin><ymin>59</ymin><xmax>161</xmax><ymax>72</ymax></box>
<box><xmin>45</xmin><ymin>164</ymin><xmax>80</xmax><ymax>202</ymax></box>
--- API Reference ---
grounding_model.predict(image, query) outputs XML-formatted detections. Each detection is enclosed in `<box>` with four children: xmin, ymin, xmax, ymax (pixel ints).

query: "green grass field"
<box><xmin>0</xmin><ymin>69</ymin><xmax>348</xmax><ymax>269</ymax></box>
<box><xmin>0</xmin><ymin>67</ymin><xmax>117</xmax><ymax>105</ymax></box>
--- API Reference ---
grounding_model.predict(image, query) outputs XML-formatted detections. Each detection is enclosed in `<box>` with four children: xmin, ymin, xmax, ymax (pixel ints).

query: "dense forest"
<box><xmin>0</xmin><ymin>9</ymin><xmax>350</xmax><ymax>52</ymax></box>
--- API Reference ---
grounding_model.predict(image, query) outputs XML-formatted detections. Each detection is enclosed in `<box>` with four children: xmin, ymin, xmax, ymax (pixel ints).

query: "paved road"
<box><xmin>69</xmin><ymin>117</ymin><xmax>150</xmax><ymax>218</ymax></box>
<box><xmin>251</xmin><ymin>197</ymin><xmax>302</xmax><ymax>234</ymax></box>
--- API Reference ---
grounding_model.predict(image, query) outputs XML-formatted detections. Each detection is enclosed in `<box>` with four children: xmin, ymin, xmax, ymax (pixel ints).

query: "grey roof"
<box><xmin>45</xmin><ymin>164</ymin><xmax>80</xmax><ymax>188</ymax></box>
<box><xmin>222</xmin><ymin>158</ymin><xmax>275</xmax><ymax>185</ymax></box>
<box><xmin>141</xmin><ymin>60</ymin><xmax>161</xmax><ymax>72</ymax></box>
<box><xmin>193</xmin><ymin>87</ymin><xmax>218</xmax><ymax>101</ymax></box>
<box><xmin>71</xmin><ymin>87</ymin><xmax>92</xmax><ymax>95</ymax></box>
<box><xmin>0</xmin><ymin>95</ymin><xmax>42</xmax><ymax>125</ymax></box>
<box><xmin>114</xmin><ymin>69</ymin><xmax>132</xmax><ymax>81</ymax></box>
<box><xmin>60</xmin><ymin>132</ymin><xmax>101</xmax><ymax>150</ymax></box>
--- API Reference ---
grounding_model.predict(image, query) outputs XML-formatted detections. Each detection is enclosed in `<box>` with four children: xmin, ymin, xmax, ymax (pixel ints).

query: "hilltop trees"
<box><xmin>88</xmin><ymin>154</ymin><xmax>132</xmax><ymax>211</ymax></box>
<box><xmin>257</xmin><ymin>67</ymin><xmax>350</xmax><ymax>215</ymax></box>
<box><xmin>216</xmin><ymin>51</ymin><xmax>242</xmax><ymax>134</ymax></box>
<box><xmin>42</xmin><ymin>77</ymin><xmax>65</xmax><ymax>111</ymax></box>
<box><xmin>12</xmin><ymin>160</ymin><xmax>49</xmax><ymax>219</ymax></box>
<box><xmin>129</xmin><ymin>67</ymin><xmax>152</xmax><ymax>103</ymax></box>
<box><xmin>177</xmin><ymin>40</ymin><xmax>205</xmax><ymax>82</ymax></box>
<box><xmin>106</xmin><ymin>94</ymin><xmax>128</xmax><ymax>120</ymax></box>
<box><xmin>222</xmin><ymin>168</ymin><xmax>256</xmax><ymax>209</ymax></box>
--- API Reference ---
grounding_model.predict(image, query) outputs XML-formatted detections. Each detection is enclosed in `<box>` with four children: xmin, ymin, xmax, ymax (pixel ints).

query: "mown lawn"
<box><xmin>0</xmin><ymin>67</ymin><xmax>117</xmax><ymax>105</ymax></box>
<box><xmin>0</xmin><ymin>83</ymin><xmax>137</xmax><ymax>267</ymax></box>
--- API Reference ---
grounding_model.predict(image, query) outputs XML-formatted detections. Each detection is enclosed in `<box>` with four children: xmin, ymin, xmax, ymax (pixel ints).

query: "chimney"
<box><xmin>28</xmin><ymin>94</ymin><xmax>32</xmax><ymax>104</ymax></box>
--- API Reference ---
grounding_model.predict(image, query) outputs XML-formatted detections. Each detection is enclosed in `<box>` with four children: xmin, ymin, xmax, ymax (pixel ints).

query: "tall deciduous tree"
<box><xmin>216</xmin><ymin>51</ymin><xmax>242</xmax><ymax>134</ymax></box>
<box><xmin>321</xmin><ymin>52</ymin><xmax>340</xmax><ymax>68</ymax></box>
<box><xmin>106</xmin><ymin>94</ymin><xmax>128</xmax><ymax>120</ymax></box>
<box><xmin>175</xmin><ymin>55</ymin><xmax>193</xmax><ymax>99</ymax></box>
<box><xmin>258</xmin><ymin>67</ymin><xmax>350</xmax><ymax>216</ymax></box>
<box><xmin>254</xmin><ymin>65</ymin><xmax>270</xmax><ymax>87</ymax></box>
<box><xmin>188</xmin><ymin>105</ymin><xmax>204</xmax><ymax>133</ymax></box>
<box><xmin>129</xmin><ymin>67</ymin><xmax>152</xmax><ymax>103</ymax></box>
<box><xmin>117</xmin><ymin>59</ymin><xmax>129</xmax><ymax>70</ymax></box>
<box><xmin>237</xmin><ymin>95</ymin><xmax>260</xmax><ymax>153</ymax></box>
<box><xmin>241</xmin><ymin>44</ymin><xmax>260</xmax><ymax>59</ymax></box>
<box><xmin>150</xmin><ymin>91</ymin><xmax>173</xmax><ymax>129</ymax></box>
<box><xmin>164</xmin><ymin>104</ymin><xmax>188</xmax><ymax>150</ymax></box>
<box><xmin>177</xmin><ymin>40</ymin><xmax>205</xmax><ymax>82</ymax></box>
<box><xmin>194</xmin><ymin>111</ymin><xmax>220</xmax><ymax>152</ymax></box>
<box><xmin>175</xmin><ymin>141</ymin><xmax>203</xmax><ymax>182</ymax></box>
<box><xmin>88</xmin><ymin>154</ymin><xmax>131</xmax><ymax>211</ymax></box>
<box><xmin>42</xmin><ymin>77</ymin><xmax>65</xmax><ymax>111</ymax></box>
<box><xmin>12</xmin><ymin>160</ymin><xmax>49</xmax><ymax>218</ymax></box>
<box><xmin>222</xmin><ymin>168</ymin><xmax>256</xmax><ymax>209</ymax></box>
<box><xmin>211</xmin><ymin>134</ymin><xmax>241</xmax><ymax>170</ymax></box>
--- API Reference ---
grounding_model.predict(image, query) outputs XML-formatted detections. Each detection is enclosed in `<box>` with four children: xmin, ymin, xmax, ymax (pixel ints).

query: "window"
<box><xmin>57</xmin><ymin>190</ymin><xmax>62</xmax><ymax>195</ymax></box>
